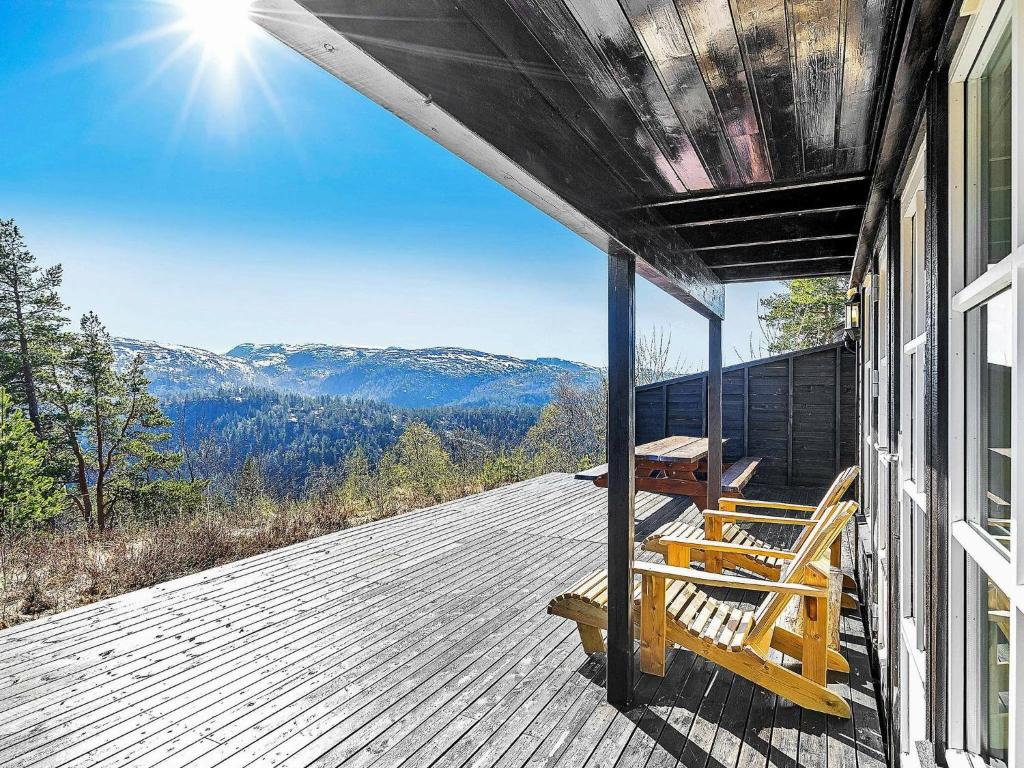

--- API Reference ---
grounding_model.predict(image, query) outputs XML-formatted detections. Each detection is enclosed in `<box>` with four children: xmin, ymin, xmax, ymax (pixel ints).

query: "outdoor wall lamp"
<box><xmin>845</xmin><ymin>287</ymin><xmax>861</xmax><ymax>338</ymax></box>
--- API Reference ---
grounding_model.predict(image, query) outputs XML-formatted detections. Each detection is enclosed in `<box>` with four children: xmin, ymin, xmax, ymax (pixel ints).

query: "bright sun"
<box><xmin>178</xmin><ymin>0</ymin><xmax>254</xmax><ymax>63</ymax></box>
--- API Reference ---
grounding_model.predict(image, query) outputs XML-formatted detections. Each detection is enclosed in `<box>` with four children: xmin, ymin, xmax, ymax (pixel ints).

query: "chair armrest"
<box><xmin>660</xmin><ymin>535</ymin><xmax>795</xmax><ymax>560</ymax></box>
<box><xmin>632</xmin><ymin>561</ymin><xmax>826</xmax><ymax>597</ymax></box>
<box><xmin>717</xmin><ymin>498</ymin><xmax>817</xmax><ymax>513</ymax></box>
<box><xmin>703</xmin><ymin>510</ymin><xmax>817</xmax><ymax>526</ymax></box>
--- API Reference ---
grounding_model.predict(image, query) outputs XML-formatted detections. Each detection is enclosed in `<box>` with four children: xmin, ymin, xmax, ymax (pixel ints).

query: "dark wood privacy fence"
<box><xmin>636</xmin><ymin>342</ymin><xmax>857</xmax><ymax>487</ymax></box>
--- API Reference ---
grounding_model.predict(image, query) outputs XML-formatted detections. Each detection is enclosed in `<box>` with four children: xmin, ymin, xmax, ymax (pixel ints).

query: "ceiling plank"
<box><xmin>498</xmin><ymin>0</ymin><xmax>692</xmax><ymax>195</ymax></box>
<box><xmin>290</xmin><ymin>0</ymin><xmax>642</xmax><ymax>221</ymax></box>
<box><xmin>691</xmin><ymin>233</ymin><xmax>858</xmax><ymax>251</ymax></box>
<box><xmin>618</xmin><ymin>0</ymin><xmax>741</xmax><ymax>188</ymax></box>
<box><xmin>455</xmin><ymin>2</ymin><xmax>675</xmax><ymax>201</ymax></box>
<box><xmin>713</xmin><ymin>257</ymin><xmax>853</xmax><ymax>282</ymax></box>
<box><xmin>560</xmin><ymin>0</ymin><xmax>714</xmax><ymax>191</ymax></box>
<box><xmin>673</xmin><ymin>0</ymin><xmax>772</xmax><ymax>183</ymax></box>
<box><xmin>730</xmin><ymin>0</ymin><xmax>803</xmax><ymax>179</ymax></box>
<box><xmin>790</xmin><ymin>0</ymin><xmax>843</xmax><ymax>173</ymax></box>
<box><xmin>836</xmin><ymin>0</ymin><xmax>893</xmax><ymax>171</ymax></box>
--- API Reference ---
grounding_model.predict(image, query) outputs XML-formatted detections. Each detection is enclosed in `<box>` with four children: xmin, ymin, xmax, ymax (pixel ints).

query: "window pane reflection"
<box><xmin>981</xmin><ymin>29</ymin><xmax>1012</xmax><ymax>268</ymax></box>
<box><xmin>979</xmin><ymin>573</ymin><xmax>1010</xmax><ymax>766</ymax></box>
<box><xmin>969</xmin><ymin>291</ymin><xmax>1012</xmax><ymax>553</ymax></box>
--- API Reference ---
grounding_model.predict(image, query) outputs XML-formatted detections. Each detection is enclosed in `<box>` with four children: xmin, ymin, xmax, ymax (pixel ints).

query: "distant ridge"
<box><xmin>112</xmin><ymin>338</ymin><xmax>600</xmax><ymax>408</ymax></box>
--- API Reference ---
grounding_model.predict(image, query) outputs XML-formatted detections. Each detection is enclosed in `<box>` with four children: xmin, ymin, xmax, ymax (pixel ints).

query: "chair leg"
<box><xmin>771</xmin><ymin>626</ymin><xmax>849</xmax><ymax>673</ymax></box>
<box><xmin>640</xmin><ymin>573</ymin><xmax>667</xmax><ymax>677</ymax></box>
<box><xmin>830</xmin><ymin>538</ymin><xmax>842</xmax><ymax>568</ymax></box>
<box><xmin>577</xmin><ymin>624</ymin><xmax>606</xmax><ymax>655</ymax></box>
<box><xmin>704</xmin><ymin>516</ymin><xmax>724</xmax><ymax>573</ymax></box>
<box><xmin>802</xmin><ymin>594</ymin><xmax>828</xmax><ymax>685</ymax></box>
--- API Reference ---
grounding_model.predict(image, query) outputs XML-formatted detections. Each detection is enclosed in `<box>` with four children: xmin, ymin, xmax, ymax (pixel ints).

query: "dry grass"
<box><xmin>0</xmin><ymin>499</ymin><xmax>359</xmax><ymax>630</ymax></box>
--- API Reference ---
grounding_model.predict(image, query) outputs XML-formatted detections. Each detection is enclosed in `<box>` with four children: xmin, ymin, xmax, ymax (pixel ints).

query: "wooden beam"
<box><xmin>692</xmin><ymin>233</ymin><xmax>858</xmax><ymax>252</ymax></box>
<box><xmin>707</xmin><ymin>317</ymin><xmax>723</xmax><ymax>511</ymax></box>
<box><xmin>657</xmin><ymin>204</ymin><xmax>863</xmax><ymax>230</ymax></box>
<box><xmin>712</xmin><ymin>258</ymin><xmax>854</xmax><ymax>282</ymax></box>
<box><xmin>677</xmin><ymin>208</ymin><xmax>863</xmax><ymax>249</ymax></box>
<box><xmin>626</xmin><ymin>234</ymin><xmax>725</xmax><ymax>319</ymax></box>
<box><xmin>607</xmin><ymin>243</ymin><xmax>636</xmax><ymax>706</ymax></box>
<box><xmin>639</xmin><ymin>175</ymin><xmax>869</xmax><ymax>221</ymax></box>
<box><xmin>700</xmin><ymin>237</ymin><xmax>857</xmax><ymax>267</ymax></box>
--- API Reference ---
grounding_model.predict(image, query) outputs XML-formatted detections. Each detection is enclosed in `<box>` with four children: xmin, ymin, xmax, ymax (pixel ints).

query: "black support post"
<box><xmin>924</xmin><ymin>69</ymin><xmax>950</xmax><ymax>762</ymax></box>
<box><xmin>707</xmin><ymin>318</ymin><xmax>723</xmax><ymax>510</ymax></box>
<box><xmin>607</xmin><ymin>245</ymin><xmax>636</xmax><ymax>707</ymax></box>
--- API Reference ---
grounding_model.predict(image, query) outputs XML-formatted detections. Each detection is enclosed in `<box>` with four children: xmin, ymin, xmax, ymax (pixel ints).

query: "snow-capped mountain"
<box><xmin>113</xmin><ymin>339</ymin><xmax>263</xmax><ymax>394</ymax></box>
<box><xmin>112</xmin><ymin>338</ymin><xmax>600</xmax><ymax>408</ymax></box>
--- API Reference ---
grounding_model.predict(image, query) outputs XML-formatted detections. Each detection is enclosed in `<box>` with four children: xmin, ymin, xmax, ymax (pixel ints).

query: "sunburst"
<box><xmin>178</xmin><ymin>0</ymin><xmax>254</xmax><ymax>68</ymax></box>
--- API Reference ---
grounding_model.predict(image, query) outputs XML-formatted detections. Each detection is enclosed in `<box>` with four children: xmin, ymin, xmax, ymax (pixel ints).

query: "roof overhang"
<box><xmin>251</xmin><ymin>0</ymin><xmax>912</xmax><ymax>308</ymax></box>
<box><xmin>251</xmin><ymin>0</ymin><xmax>725</xmax><ymax>319</ymax></box>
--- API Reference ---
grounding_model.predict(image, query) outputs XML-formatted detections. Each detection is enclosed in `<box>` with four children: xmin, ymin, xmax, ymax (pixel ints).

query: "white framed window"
<box><xmin>900</xmin><ymin>145</ymin><xmax>929</xmax><ymax>657</ymax></box>
<box><xmin>948</xmin><ymin>2</ymin><xmax>1022</xmax><ymax>765</ymax></box>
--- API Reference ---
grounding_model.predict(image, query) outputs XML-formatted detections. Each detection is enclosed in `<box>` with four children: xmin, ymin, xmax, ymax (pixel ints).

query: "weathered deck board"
<box><xmin>0</xmin><ymin>474</ymin><xmax>884</xmax><ymax>767</ymax></box>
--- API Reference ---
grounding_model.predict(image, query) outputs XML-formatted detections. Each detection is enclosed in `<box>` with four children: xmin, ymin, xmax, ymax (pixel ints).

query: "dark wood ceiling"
<box><xmin>295</xmin><ymin>0</ymin><xmax>898</xmax><ymax>282</ymax></box>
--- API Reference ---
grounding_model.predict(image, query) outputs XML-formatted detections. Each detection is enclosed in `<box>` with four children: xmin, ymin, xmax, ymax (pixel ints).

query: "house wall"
<box><xmin>855</xmin><ymin>3</ymin><xmax>1024</xmax><ymax>766</ymax></box>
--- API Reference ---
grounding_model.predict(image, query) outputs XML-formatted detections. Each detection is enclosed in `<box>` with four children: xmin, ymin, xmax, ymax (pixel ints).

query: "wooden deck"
<box><xmin>0</xmin><ymin>474</ymin><xmax>885</xmax><ymax>768</ymax></box>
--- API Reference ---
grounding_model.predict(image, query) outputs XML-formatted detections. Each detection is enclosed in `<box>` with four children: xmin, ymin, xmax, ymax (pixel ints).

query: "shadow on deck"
<box><xmin>0</xmin><ymin>474</ymin><xmax>885</xmax><ymax>768</ymax></box>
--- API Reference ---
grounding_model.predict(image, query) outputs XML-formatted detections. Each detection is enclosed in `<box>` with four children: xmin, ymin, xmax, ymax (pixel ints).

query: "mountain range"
<box><xmin>112</xmin><ymin>338</ymin><xmax>600</xmax><ymax>408</ymax></box>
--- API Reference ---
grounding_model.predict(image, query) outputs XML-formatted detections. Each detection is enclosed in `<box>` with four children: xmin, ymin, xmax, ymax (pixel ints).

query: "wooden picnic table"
<box><xmin>575</xmin><ymin>435</ymin><xmax>761</xmax><ymax>511</ymax></box>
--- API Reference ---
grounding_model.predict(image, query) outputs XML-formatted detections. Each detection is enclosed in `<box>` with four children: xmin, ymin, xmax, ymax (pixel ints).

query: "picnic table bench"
<box><xmin>575</xmin><ymin>435</ymin><xmax>762</xmax><ymax>510</ymax></box>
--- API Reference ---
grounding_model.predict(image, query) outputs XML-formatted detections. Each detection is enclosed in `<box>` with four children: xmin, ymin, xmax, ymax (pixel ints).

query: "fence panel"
<box><xmin>635</xmin><ymin>342</ymin><xmax>857</xmax><ymax>487</ymax></box>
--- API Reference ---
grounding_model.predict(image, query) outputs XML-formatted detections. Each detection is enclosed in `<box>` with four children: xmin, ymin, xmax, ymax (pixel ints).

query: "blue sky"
<box><xmin>0</xmin><ymin>0</ymin><xmax>780</xmax><ymax>368</ymax></box>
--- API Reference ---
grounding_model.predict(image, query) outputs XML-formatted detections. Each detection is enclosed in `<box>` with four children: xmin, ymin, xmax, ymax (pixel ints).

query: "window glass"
<box><xmin>904</xmin><ymin>488</ymin><xmax>915</xmax><ymax>619</ymax></box>
<box><xmin>979</xmin><ymin>28</ymin><xmax>1012</xmax><ymax>270</ymax></box>
<box><xmin>979</xmin><ymin>572</ymin><xmax>1010</xmax><ymax>767</ymax></box>
<box><xmin>911</xmin><ymin>212</ymin><xmax>920</xmax><ymax>338</ymax></box>
<box><xmin>968</xmin><ymin>290</ymin><xmax>1013</xmax><ymax>553</ymax></box>
<box><xmin>908</xmin><ymin>354</ymin><xmax>915</xmax><ymax>482</ymax></box>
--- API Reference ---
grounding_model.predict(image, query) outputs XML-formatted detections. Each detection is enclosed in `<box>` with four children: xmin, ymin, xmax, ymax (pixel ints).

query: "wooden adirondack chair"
<box><xmin>635</xmin><ymin>500</ymin><xmax>858</xmax><ymax>717</ymax></box>
<box><xmin>547</xmin><ymin>500</ymin><xmax>858</xmax><ymax>718</ymax></box>
<box><xmin>643</xmin><ymin>466</ymin><xmax>860</xmax><ymax>598</ymax></box>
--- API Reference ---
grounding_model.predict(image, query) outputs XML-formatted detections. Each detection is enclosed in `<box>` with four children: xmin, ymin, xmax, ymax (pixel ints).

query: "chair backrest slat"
<box><xmin>747</xmin><ymin>500</ymin><xmax>858</xmax><ymax>645</ymax></box>
<box><xmin>789</xmin><ymin>466</ymin><xmax>860</xmax><ymax>550</ymax></box>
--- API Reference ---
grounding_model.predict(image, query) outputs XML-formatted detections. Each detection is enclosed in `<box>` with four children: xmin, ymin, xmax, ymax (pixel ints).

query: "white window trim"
<box><xmin>948</xmin><ymin>1</ymin><xmax>1022</xmax><ymax>763</ymax></box>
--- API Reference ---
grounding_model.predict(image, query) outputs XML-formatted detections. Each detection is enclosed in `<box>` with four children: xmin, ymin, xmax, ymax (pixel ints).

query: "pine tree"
<box><xmin>0</xmin><ymin>387</ymin><xmax>64</xmax><ymax>531</ymax></box>
<box><xmin>341</xmin><ymin>443</ymin><xmax>371</xmax><ymax>506</ymax></box>
<box><xmin>46</xmin><ymin>313</ymin><xmax>179</xmax><ymax>530</ymax></box>
<box><xmin>388</xmin><ymin>422</ymin><xmax>457</xmax><ymax>503</ymax></box>
<box><xmin>758</xmin><ymin>277</ymin><xmax>847</xmax><ymax>354</ymax></box>
<box><xmin>0</xmin><ymin>219</ymin><xmax>67</xmax><ymax>435</ymax></box>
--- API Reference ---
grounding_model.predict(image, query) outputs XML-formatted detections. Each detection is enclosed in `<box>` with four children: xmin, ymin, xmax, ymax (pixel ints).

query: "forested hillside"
<box><xmin>167</xmin><ymin>389</ymin><xmax>539</xmax><ymax>496</ymax></box>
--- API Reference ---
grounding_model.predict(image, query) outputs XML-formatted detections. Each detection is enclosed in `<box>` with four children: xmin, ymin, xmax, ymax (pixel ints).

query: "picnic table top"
<box><xmin>633</xmin><ymin>435</ymin><xmax>724</xmax><ymax>464</ymax></box>
<box><xmin>573</xmin><ymin>435</ymin><xmax>731</xmax><ymax>481</ymax></box>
